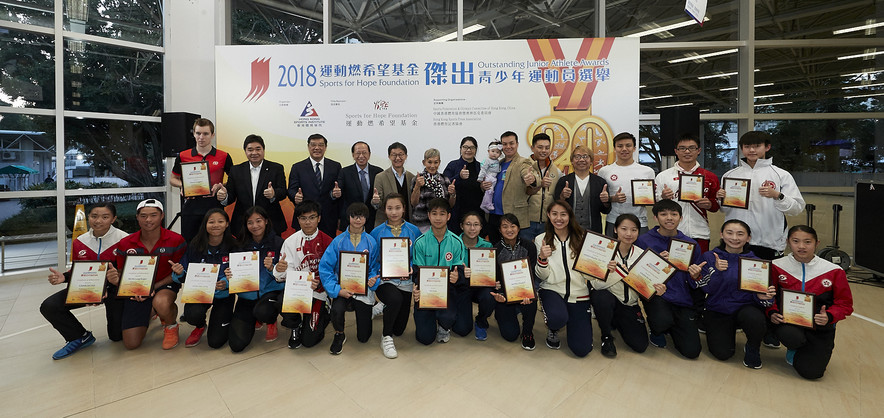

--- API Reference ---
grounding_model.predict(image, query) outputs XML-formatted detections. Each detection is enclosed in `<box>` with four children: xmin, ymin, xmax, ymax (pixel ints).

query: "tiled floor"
<box><xmin>1</xmin><ymin>271</ymin><xmax>882</xmax><ymax>417</ymax></box>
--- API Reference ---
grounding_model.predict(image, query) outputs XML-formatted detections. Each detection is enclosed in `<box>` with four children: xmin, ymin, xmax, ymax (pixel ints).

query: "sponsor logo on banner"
<box><xmin>244</xmin><ymin>57</ymin><xmax>271</xmax><ymax>102</ymax></box>
<box><xmin>301</xmin><ymin>101</ymin><xmax>319</xmax><ymax>117</ymax></box>
<box><xmin>296</xmin><ymin>101</ymin><xmax>326</xmax><ymax>128</ymax></box>
<box><xmin>374</xmin><ymin>100</ymin><xmax>389</xmax><ymax>110</ymax></box>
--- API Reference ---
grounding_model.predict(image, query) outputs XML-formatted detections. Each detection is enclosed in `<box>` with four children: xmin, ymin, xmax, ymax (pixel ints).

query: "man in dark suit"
<box><xmin>287</xmin><ymin>133</ymin><xmax>342</xmax><ymax>237</ymax></box>
<box><xmin>552</xmin><ymin>144</ymin><xmax>611</xmax><ymax>234</ymax></box>
<box><xmin>216</xmin><ymin>134</ymin><xmax>288</xmax><ymax>237</ymax></box>
<box><xmin>336</xmin><ymin>141</ymin><xmax>383</xmax><ymax>231</ymax></box>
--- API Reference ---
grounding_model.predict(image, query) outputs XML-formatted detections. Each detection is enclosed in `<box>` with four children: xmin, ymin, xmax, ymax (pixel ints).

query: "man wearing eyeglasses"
<box><xmin>287</xmin><ymin>133</ymin><xmax>342</xmax><ymax>237</ymax></box>
<box><xmin>371</xmin><ymin>142</ymin><xmax>415</xmax><ymax>229</ymax></box>
<box><xmin>553</xmin><ymin>144</ymin><xmax>611</xmax><ymax>234</ymax></box>
<box><xmin>336</xmin><ymin>141</ymin><xmax>383</xmax><ymax>231</ymax></box>
<box><xmin>654</xmin><ymin>133</ymin><xmax>720</xmax><ymax>253</ymax></box>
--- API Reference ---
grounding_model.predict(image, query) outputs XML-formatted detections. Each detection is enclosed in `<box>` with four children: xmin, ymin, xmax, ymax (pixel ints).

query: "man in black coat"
<box><xmin>287</xmin><ymin>133</ymin><xmax>342</xmax><ymax>237</ymax></box>
<box><xmin>217</xmin><ymin>134</ymin><xmax>288</xmax><ymax>237</ymax></box>
<box><xmin>336</xmin><ymin>141</ymin><xmax>383</xmax><ymax>231</ymax></box>
<box><xmin>552</xmin><ymin>145</ymin><xmax>611</xmax><ymax>234</ymax></box>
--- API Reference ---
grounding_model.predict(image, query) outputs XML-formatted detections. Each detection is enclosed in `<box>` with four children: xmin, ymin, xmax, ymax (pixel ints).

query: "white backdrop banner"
<box><xmin>215</xmin><ymin>37</ymin><xmax>638</xmax><ymax>174</ymax></box>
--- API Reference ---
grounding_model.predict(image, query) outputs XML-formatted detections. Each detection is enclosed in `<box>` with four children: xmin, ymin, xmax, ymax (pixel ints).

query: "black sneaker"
<box><xmin>743</xmin><ymin>343</ymin><xmax>762</xmax><ymax>369</ymax></box>
<box><xmin>763</xmin><ymin>332</ymin><xmax>781</xmax><ymax>349</ymax></box>
<box><xmin>601</xmin><ymin>336</ymin><xmax>617</xmax><ymax>358</ymax></box>
<box><xmin>521</xmin><ymin>332</ymin><xmax>536</xmax><ymax>351</ymax></box>
<box><xmin>288</xmin><ymin>327</ymin><xmax>302</xmax><ymax>349</ymax></box>
<box><xmin>329</xmin><ymin>332</ymin><xmax>346</xmax><ymax>355</ymax></box>
<box><xmin>546</xmin><ymin>329</ymin><xmax>561</xmax><ymax>350</ymax></box>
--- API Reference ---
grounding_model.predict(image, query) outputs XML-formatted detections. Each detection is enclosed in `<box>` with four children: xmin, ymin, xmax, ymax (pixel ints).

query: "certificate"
<box><xmin>721</xmin><ymin>177</ymin><xmax>751</xmax><ymax>209</ymax></box>
<box><xmin>678</xmin><ymin>173</ymin><xmax>704</xmax><ymax>202</ymax></box>
<box><xmin>573</xmin><ymin>231</ymin><xmax>617</xmax><ymax>280</ymax></box>
<box><xmin>180</xmin><ymin>263</ymin><xmax>219</xmax><ymax>304</ymax></box>
<box><xmin>339</xmin><ymin>251</ymin><xmax>368</xmax><ymax>296</ymax></box>
<box><xmin>281</xmin><ymin>271</ymin><xmax>314</xmax><ymax>314</ymax></box>
<box><xmin>631</xmin><ymin>179</ymin><xmax>656</xmax><ymax>206</ymax></box>
<box><xmin>739</xmin><ymin>257</ymin><xmax>771</xmax><ymax>293</ymax></box>
<box><xmin>228</xmin><ymin>251</ymin><xmax>260</xmax><ymax>293</ymax></box>
<box><xmin>117</xmin><ymin>255</ymin><xmax>158</xmax><ymax>297</ymax></box>
<box><xmin>501</xmin><ymin>258</ymin><xmax>536</xmax><ymax>303</ymax></box>
<box><xmin>781</xmin><ymin>289</ymin><xmax>816</xmax><ymax>329</ymax></box>
<box><xmin>181</xmin><ymin>161</ymin><xmax>212</xmax><ymax>197</ymax></box>
<box><xmin>667</xmin><ymin>238</ymin><xmax>695</xmax><ymax>272</ymax></box>
<box><xmin>65</xmin><ymin>261</ymin><xmax>108</xmax><ymax>304</ymax></box>
<box><xmin>469</xmin><ymin>248</ymin><xmax>497</xmax><ymax>287</ymax></box>
<box><xmin>380</xmin><ymin>237</ymin><xmax>410</xmax><ymax>279</ymax></box>
<box><xmin>621</xmin><ymin>249</ymin><xmax>677</xmax><ymax>300</ymax></box>
<box><xmin>417</xmin><ymin>266</ymin><xmax>449</xmax><ymax>309</ymax></box>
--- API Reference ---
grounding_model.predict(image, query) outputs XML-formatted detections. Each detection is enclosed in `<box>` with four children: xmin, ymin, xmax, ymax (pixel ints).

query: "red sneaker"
<box><xmin>185</xmin><ymin>326</ymin><xmax>205</xmax><ymax>347</ymax></box>
<box><xmin>265</xmin><ymin>323</ymin><xmax>278</xmax><ymax>342</ymax></box>
<box><xmin>162</xmin><ymin>324</ymin><xmax>179</xmax><ymax>350</ymax></box>
<box><xmin>255</xmin><ymin>321</ymin><xmax>264</xmax><ymax>330</ymax></box>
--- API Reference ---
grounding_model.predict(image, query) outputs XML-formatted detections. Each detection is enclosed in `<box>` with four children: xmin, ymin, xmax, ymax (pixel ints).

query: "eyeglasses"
<box><xmin>461</xmin><ymin>146</ymin><xmax>477</xmax><ymax>151</ymax></box>
<box><xmin>572</xmin><ymin>154</ymin><xmax>590</xmax><ymax>161</ymax></box>
<box><xmin>350</xmin><ymin>214</ymin><xmax>366</xmax><ymax>219</ymax></box>
<box><xmin>297</xmin><ymin>215</ymin><xmax>318</xmax><ymax>222</ymax></box>
<box><xmin>676</xmin><ymin>146</ymin><xmax>699</xmax><ymax>152</ymax></box>
<box><xmin>353</xmin><ymin>151</ymin><xmax>369</xmax><ymax>156</ymax></box>
<box><xmin>389</xmin><ymin>152</ymin><xmax>406</xmax><ymax>159</ymax></box>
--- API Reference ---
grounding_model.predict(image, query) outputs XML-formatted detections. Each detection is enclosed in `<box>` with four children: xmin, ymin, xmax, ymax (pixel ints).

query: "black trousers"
<box><xmin>375</xmin><ymin>284</ymin><xmax>412</xmax><ymax>337</ymax></box>
<box><xmin>775</xmin><ymin>324</ymin><xmax>837</xmax><ymax>380</ymax></box>
<box><xmin>40</xmin><ymin>286</ymin><xmax>124</xmax><ymax>342</ymax></box>
<box><xmin>472</xmin><ymin>287</ymin><xmax>497</xmax><ymax>329</ymax></box>
<box><xmin>494</xmin><ymin>299</ymin><xmax>537</xmax><ymax>342</ymax></box>
<box><xmin>331</xmin><ymin>297</ymin><xmax>373</xmax><ymax>343</ymax></box>
<box><xmin>253</xmin><ymin>290</ymin><xmax>330</xmax><ymax>348</ymax></box>
<box><xmin>228</xmin><ymin>297</ymin><xmax>257</xmax><ymax>353</ymax></box>
<box><xmin>183</xmin><ymin>296</ymin><xmax>235</xmax><ymax>349</ymax></box>
<box><xmin>540</xmin><ymin>289</ymin><xmax>593</xmax><ymax>358</ymax></box>
<box><xmin>643</xmin><ymin>296</ymin><xmax>701</xmax><ymax>359</ymax></box>
<box><xmin>703</xmin><ymin>305</ymin><xmax>766</xmax><ymax>361</ymax></box>
<box><xmin>590</xmin><ymin>289</ymin><xmax>649</xmax><ymax>353</ymax></box>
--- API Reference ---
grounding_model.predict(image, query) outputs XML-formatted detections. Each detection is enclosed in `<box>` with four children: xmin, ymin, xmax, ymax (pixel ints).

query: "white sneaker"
<box><xmin>436</xmin><ymin>324</ymin><xmax>450</xmax><ymax>343</ymax></box>
<box><xmin>381</xmin><ymin>335</ymin><xmax>398</xmax><ymax>359</ymax></box>
<box><xmin>372</xmin><ymin>302</ymin><xmax>385</xmax><ymax>319</ymax></box>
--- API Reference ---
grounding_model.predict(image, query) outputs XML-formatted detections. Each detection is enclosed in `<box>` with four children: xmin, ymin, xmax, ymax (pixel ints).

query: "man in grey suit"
<box><xmin>371</xmin><ymin>142</ymin><xmax>415</xmax><ymax>229</ymax></box>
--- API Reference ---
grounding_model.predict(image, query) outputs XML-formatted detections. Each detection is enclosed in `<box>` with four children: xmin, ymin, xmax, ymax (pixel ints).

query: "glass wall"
<box><xmin>0</xmin><ymin>1</ymin><xmax>165</xmax><ymax>271</ymax></box>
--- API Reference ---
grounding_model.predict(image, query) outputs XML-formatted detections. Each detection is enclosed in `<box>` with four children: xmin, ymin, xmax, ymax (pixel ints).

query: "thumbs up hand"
<box><xmin>263</xmin><ymin>181</ymin><xmax>275</xmax><ymax>199</ymax></box>
<box><xmin>294</xmin><ymin>187</ymin><xmax>304</xmax><ymax>204</ymax></box>
<box><xmin>448</xmin><ymin>180</ymin><xmax>456</xmax><ymax>196</ymax></box>
<box><xmin>814</xmin><ymin>305</ymin><xmax>830</xmax><ymax>326</ymax></box>
<box><xmin>561</xmin><ymin>181</ymin><xmax>572</xmax><ymax>199</ymax></box>
<box><xmin>214</xmin><ymin>183</ymin><xmax>228</xmax><ymax>201</ymax></box>
<box><xmin>713</xmin><ymin>253</ymin><xmax>728</xmax><ymax>271</ymax></box>
<box><xmin>600</xmin><ymin>184</ymin><xmax>609</xmax><ymax>203</ymax></box>
<box><xmin>275</xmin><ymin>253</ymin><xmax>288</xmax><ymax>272</ymax></box>
<box><xmin>689</xmin><ymin>261</ymin><xmax>707</xmax><ymax>279</ymax></box>
<box><xmin>416</xmin><ymin>174</ymin><xmax>426</xmax><ymax>187</ymax></box>
<box><xmin>613</xmin><ymin>186</ymin><xmax>626</xmax><ymax>203</ymax></box>
<box><xmin>332</xmin><ymin>181</ymin><xmax>342</xmax><ymax>198</ymax></box>
<box><xmin>460</xmin><ymin>165</ymin><xmax>469</xmax><ymax>179</ymax></box>
<box><xmin>541</xmin><ymin>170</ymin><xmax>553</xmax><ymax>188</ymax></box>
<box><xmin>371</xmin><ymin>188</ymin><xmax>381</xmax><ymax>205</ymax></box>
<box><xmin>169</xmin><ymin>259</ymin><xmax>184</xmax><ymax>275</ymax></box>
<box><xmin>48</xmin><ymin>267</ymin><xmax>65</xmax><ymax>285</ymax></box>
<box><xmin>661</xmin><ymin>184</ymin><xmax>675</xmax><ymax>200</ymax></box>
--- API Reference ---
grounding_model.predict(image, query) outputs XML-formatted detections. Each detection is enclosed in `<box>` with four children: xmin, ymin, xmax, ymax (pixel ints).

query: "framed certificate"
<box><xmin>468</xmin><ymin>248</ymin><xmax>497</xmax><ymax>287</ymax></box>
<box><xmin>228</xmin><ymin>251</ymin><xmax>260</xmax><ymax>293</ymax></box>
<box><xmin>781</xmin><ymin>289</ymin><xmax>816</xmax><ymax>329</ymax></box>
<box><xmin>678</xmin><ymin>173</ymin><xmax>704</xmax><ymax>202</ymax></box>
<box><xmin>339</xmin><ymin>250</ymin><xmax>368</xmax><ymax>296</ymax></box>
<box><xmin>721</xmin><ymin>177</ymin><xmax>751</xmax><ymax>209</ymax></box>
<box><xmin>65</xmin><ymin>261</ymin><xmax>108</xmax><ymax>305</ymax></box>
<box><xmin>572</xmin><ymin>231</ymin><xmax>617</xmax><ymax>280</ymax></box>
<box><xmin>667</xmin><ymin>238</ymin><xmax>695</xmax><ymax>272</ymax></box>
<box><xmin>739</xmin><ymin>257</ymin><xmax>771</xmax><ymax>293</ymax></box>
<box><xmin>417</xmin><ymin>266</ymin><xmax>449</xmax><ymax>309</ymax></box>
<box><xmin>180</xmin><ymin>263</ymin><xmax>219</xmax><ymax>304</ymax></box>
<box><xmin>631</xmin><ymin>179</ymin><xmax>656</xmax><ymax>206</ymax></box>
<box><xmin>501</xmin><ymin>258</ymin><xmax>536</xmax><ymax>303</ymax></box>
<box><xmin>117</xmin><ymin>255</ymin><xmax>158</xmax><ymax>298</ymax></box>
<box><xmin>281</xmin><ymin>271</ymin><xmax>314</xmax><ymax>314</ymax></box>
<box><xmin>181</xmin><ymin>161</ymin><xmax>212</xmax><ymax>197</ymax></box>
<box><xmin>380</xmin><ymin>237</ymin><xmax>410</xmax><ymax>279</ymax></box>
<box><xmin>621</xmin><ymin>249</ymin><xmax>677</xmax><ymax>300</ymax></box>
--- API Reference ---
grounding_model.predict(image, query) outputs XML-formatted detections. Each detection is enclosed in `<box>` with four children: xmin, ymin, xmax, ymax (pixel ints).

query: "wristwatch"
<box><xmin>777</xmin><ymin>193</ymin><xmax>785</xmax><ymax>200</ymax></box>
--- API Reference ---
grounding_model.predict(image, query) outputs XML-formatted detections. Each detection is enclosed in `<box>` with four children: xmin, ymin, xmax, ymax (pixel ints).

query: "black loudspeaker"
<box><xmin>854</xmin><ymin>180</ymin><xmax>884</xmax><ymax>276</ymax></box>
<box><xmin>659</xmin><ymin>106</ymin><xmax>700</xmax><ymax>157</ymax></box>
<box><xmin>161</xmin><ymin>112</ymin><xmax>200</xmax><ymax>157</ymax></box>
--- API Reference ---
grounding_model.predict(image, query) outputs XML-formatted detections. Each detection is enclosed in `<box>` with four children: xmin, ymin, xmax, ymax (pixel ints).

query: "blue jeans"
<box><xmin>519</xmin><ymin>221</ymin><xmax>546</xmax><ymax>244</ymax></box>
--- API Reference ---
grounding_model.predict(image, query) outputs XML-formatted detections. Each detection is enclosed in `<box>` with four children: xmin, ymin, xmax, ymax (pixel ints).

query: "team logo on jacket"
<box><xmin>267</xmin><ymin>251</ymin><xmax>275</xmax><ymax>258</ymax></box>
<box><xmin>822</xmin><ymin>279</ymin><xmax>832</xmax><ymax>287</ymax></box>
<box><xmin>762</xmin><ymin>180</ymin><xmax>776</xmax><ymax>189</ymax></box>
<box><xmin>610</xmin><ymin>174</ymin><xmax>618</xmax><ymax>181</ymax></box>
<box><xmin>778</xmin><ymin>274</ymin><xmax>787</xmax><ymax>282</ymax></box>
<box><xmin>213</xmin><ymin>161</ymin><xmax>219</xmax><ymax>166</ymax></box>
<box><xmin>445</xmin><ymin>252</ymin><xmax>453</xmax><ymax>261</ymax></box>
<box><xmin>222</xmin><ymin>256</ymin><xmax>229</xmax><ymax>263</ymax></box>
<box><xmin>127</xmin><ymin>249</ymin><xmax>137</xmax><ymax>254</ymax></box>
<box><xmin>78</xmin><ymin>250</ymin><xmax>87</xmax><ymax>257</ymax></box>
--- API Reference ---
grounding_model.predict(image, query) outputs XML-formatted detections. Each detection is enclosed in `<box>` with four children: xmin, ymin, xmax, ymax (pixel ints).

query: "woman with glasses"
<box><xmin>553</xmin><ymin>145</ymin><xmax>611</xmax><ymax>234</ymax></box>
<box><xmin>442</xmin><ymin>137</ymin><xmax>484</xmax><ymax>235</ymax></box>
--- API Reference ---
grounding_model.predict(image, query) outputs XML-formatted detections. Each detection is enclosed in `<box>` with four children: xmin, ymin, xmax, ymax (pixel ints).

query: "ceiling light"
<box><xmin>656</xmin><ymin>103</ymin><xmax>694</xmax><ymax>109</ymax></box>
<box><xmin>837</xmin><ymin>50</ymin><xmax>884</xmax><ymax>60</ymax></box>
<box><xmin>841</xmin><ymin>70</ymin><xmax>883</xmax><ymax>77</ymax></box>
<box><xmin>697</xmin><ymin>69</ymin><xmax>759</xmax><ymax>80</ymax></box>
<box><xmin>430</xmin><ymin>24</ymin><xmax>485</xmax><ymax>42</ymax></box>
<box><xmin>833</xmin><ymin>21</ymin><xmax>884</xmax><ymax>35</ymax></box>
<box><xmin>639</xmin><ymin>95</ymin><xmax>673</xmax><ymax>101</ymax></box>
<box><xmin>668</xmin><ymin>49</ymin><xmax>738</xmax><ymax>64</ymax></box>
<box><xmin>844</xmin><ymin>92</ymin><xmax>884</xmax><ymax>99</ymax></box>
<box><xmin>754</xmin><ymin>101</ymin><xmax>792</xmax><ymax>107</ymax></box>
<box><xmin>754</xmin><ymin>93</ymin><xmax>784</xmax><ymax>99</ymax></box>
<box><xmin>842</xmin><ymin>82</ymin><xmax>884</xmax><ymax>90</ymax></box>
<box><xmin>720</xmin><ymin>83</ymin><xmax>774</xmax><ymax>91</ymax></box>
<box><xmin>625</xmin><ymin>17</ymin><xmax>710</xmax><ymax>38</ymax></box>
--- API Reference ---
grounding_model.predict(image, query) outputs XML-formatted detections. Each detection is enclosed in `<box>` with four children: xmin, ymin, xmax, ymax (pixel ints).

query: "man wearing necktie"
<box><xmin>287</xmin><ymin>133</ymin><xmax>343</xmax><ymax>237</ymax></box>
<box><xmin>336</xmin><ymin>141</ymin><xmax>383</xmax><ymax>231</ymax></box>
<box><xmin>215</xmin><ymin>135</ymin><xmax>288</xmax><ymax>237</ymax></box>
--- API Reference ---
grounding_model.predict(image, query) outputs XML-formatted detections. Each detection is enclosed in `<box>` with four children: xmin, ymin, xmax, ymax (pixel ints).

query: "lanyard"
<box><xmin>801</xmin><ymin>262</ymin><xmax>806</xmax><ymax>292</ymax></box>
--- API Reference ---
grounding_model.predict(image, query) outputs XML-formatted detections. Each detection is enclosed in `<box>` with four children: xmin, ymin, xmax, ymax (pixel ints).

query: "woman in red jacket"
<box><xmin>768</xmin><ymin>225</ymin><xmax>853</xmax><ymax>379</ymax></box>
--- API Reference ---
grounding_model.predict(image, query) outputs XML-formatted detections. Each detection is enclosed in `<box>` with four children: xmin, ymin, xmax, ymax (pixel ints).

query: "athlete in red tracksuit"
<box><xmin>767</xmin><ymin>225</ymin><xmax>853</xmax><ymax>379</ymax></box>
